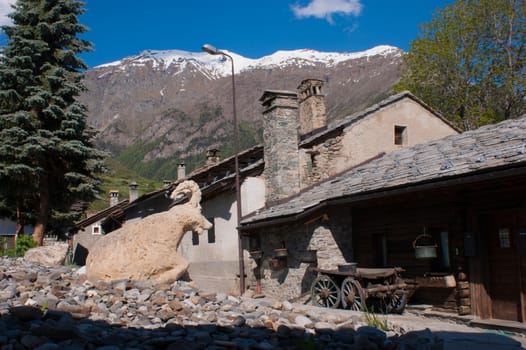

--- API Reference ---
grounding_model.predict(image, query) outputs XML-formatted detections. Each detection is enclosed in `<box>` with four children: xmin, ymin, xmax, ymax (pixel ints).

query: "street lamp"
<box><xmin>202</xmin><ymin>44</ymin><xmax>245</xmax><ymax>294</ymax></box>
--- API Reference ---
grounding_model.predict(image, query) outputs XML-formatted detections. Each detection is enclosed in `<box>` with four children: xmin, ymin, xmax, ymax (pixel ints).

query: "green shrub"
<box><xmin>15</xmin><ymin>234</ymin><xmax>37</xmax><ymax>256</ymax></box>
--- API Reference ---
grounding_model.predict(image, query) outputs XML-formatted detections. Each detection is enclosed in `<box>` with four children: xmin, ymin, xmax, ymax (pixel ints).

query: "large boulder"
<box><xmin>24</xmin><ymin>243</ymin><xmax>68</xmax><ymax>266</ymax></box>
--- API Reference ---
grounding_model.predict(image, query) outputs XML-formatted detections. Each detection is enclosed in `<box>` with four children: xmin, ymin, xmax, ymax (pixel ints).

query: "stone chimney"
<box><xmin>109</xmin><ymin>190</ymin><xmax>119</xmax><ymax>207</ymax></box>
<box><xmin>298</xmin><ymin>79</ymin><xmax>327</xmax><ymax>135</ymax></box>
<box><xmin>129</xmin><ymin>182</ymin><xmax>139</xmax><ymax>202</ymax></box>
<box><xmin>206</xmin><ymin>149</ymin><xmax>220</xmax><ymax>166</ymax></box>
<box><xmin>177</xmin><ymin>163</ymin><xmax>186</xmax><ymax>180</ymax></box>
<box><xmin>260</xmin><ymin>90</ymin><xmax>300</xmax><ymax>204</ymax></box>
<box><xmin>163</xmin><ymin>179</ymin><xmax>171</xmax><ymax>187</ymax></box>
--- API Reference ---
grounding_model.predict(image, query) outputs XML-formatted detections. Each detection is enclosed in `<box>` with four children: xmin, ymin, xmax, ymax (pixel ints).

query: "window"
<box><xmin>207</xmin><ymin>218</ymin><xmax>215</xmax><ymax>243</ymax></box>
<box><xmin>92</xmin><ymin>224</ymin><xmax>101</xmax><ymax>235</ymax></box>
<box><xmin>306</xmin><ymin>150</ymin><xmax>319</xmax><ymax>176</ymax></box>
<box><xmin>394</xmin><ymin>125</ymin><xmax>407</xmax><ymax>145</ymax></box>
<box><xmin>192</xmin><ymin>232</ymin><xmax>199</xmax><ymax>245</ymax></box>
<box><xmin>499</xmin><ymin>228</ymin><xmax>511</xmax><ymax>248</ymax></box>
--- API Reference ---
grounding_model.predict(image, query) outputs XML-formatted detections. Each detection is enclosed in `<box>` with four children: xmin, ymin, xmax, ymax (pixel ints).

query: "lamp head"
<box><xmin>202</xmin><ymin>44</ymin><xmax>220</xmax><ymax>55</ymax></box>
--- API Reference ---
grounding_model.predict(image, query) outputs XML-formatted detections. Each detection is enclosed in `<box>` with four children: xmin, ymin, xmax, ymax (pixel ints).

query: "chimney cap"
<box><xmin>259</xmin><ymin>89</ymin><xmax>296</xmax><ymax>103</ymax></box>
<box><xmin>129</xmin><ymin>181</ymin><xmax>138</xmax><ymax>189</ymax></box>
<box><xmin>297</xmin><ymin>78</ymin><xmax>324</xmax><ymax>89</ymax></box>
<box><xmin>207</xmin><ymin>148</ymin><xmax>220</xmax><ymax>156</ymax></box>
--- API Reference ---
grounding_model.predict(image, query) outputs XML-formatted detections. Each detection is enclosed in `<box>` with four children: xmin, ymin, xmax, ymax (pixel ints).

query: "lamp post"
<box><xmin>202</xmin><ymin>44</ymin><xmax>245</xmax><ymax>294</ymax></box>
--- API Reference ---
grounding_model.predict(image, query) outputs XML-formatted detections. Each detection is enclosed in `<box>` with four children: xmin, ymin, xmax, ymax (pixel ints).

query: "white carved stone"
<box><xmin>85</xmin><ymin>180</ymin><xmax>212</xmax><ymax>284</ymax></box>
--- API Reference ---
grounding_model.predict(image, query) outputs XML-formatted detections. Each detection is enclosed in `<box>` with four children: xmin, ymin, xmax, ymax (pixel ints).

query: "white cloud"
<box><xmin>291</xmin><ymin>0</ymin><xmax>363</xmax><ymax>24</ymax></box>
<box><xmin>0</xmin><ymin>0</ymin><xmax>15</xmax><ymax>27</ymax></box>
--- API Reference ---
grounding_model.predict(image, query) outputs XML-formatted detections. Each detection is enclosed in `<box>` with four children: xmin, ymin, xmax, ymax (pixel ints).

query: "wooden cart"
<box><xmin>310</xmin><ymin>266</ymin><xmax>408</xmax><ymax>313</ymax></box>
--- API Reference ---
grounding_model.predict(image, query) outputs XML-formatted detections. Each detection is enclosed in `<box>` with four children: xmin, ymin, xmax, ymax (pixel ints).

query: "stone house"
<box><xmin>240</xmin><ymin>116</ymin><xmax>526</xmax><ymax>323</ymax></box>
<box><xmin>176</xmin><ymin>146</ymin><xmax>265</xmax><ymax>294</ymax></box>
<box><xmin>261</xmin><ymin>79</ymin><xmax>459</xmax><ymax>205</ymax></box>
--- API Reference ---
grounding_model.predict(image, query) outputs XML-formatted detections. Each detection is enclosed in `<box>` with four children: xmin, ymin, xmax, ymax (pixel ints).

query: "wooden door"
<box><xmin>486</xmin><ymin>210</ymin><xmax>522</xmax><ymax>321</ymax></box>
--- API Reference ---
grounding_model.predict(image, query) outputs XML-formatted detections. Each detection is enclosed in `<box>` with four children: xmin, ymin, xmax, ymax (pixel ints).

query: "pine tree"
<box><xmin>395</xmin><ymin>0</ymin><xmax>526</xmax><ymax>130</ymax></box>
<box><xmin>0</xmin><ymin>0</ymin><xmax>106</xmax><ymax>245</ymax></box>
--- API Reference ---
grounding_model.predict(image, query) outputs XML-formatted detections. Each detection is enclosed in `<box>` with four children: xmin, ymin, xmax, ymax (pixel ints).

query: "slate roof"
<box><xmin>74</xmin><ymin>200</ymin><xmax>130</xmax><ymax>230</ymax></box>
<box><xmin>299</xmin><ymin>91</ymin><xmax>460</xmax><ymax>147</ymax></box>
<box><xmin>241</xmin><ymin>115</ymin><xmax>526</xmax><ymax>227</ymax></box>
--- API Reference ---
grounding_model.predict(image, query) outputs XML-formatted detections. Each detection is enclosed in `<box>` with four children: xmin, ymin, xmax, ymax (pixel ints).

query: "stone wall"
<box><xmin>299</xmin><ymin>135</ymin><xmax>343</xmax><ymax>188</ymax></box>
<box><xmin>246</xmin><ymin>207</ymin><xmax>353</xmax><ymax>300</ymax></box>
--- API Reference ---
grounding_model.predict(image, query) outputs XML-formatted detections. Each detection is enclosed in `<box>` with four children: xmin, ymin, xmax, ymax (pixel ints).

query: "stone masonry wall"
<box><xmin>299</xmin><ymin>95</ymin><xmax>327</xmax><ymax>135</ymax></box>
<box><xmin>299</xmin><ymin>135</ymin><xmax>343</xmax><ymax>189</ymax></box>
<box><xmin>246</xmin><ymin>207</ymin><xmax>353</xmax><ymax>300</ymax></box>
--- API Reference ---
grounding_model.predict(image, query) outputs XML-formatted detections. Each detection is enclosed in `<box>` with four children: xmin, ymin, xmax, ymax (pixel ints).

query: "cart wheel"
<box><xmin>311</xmin><ymin>275</ymin><xmax>341</xmax><ymax>308</ymax></box>
<box><xmin>341</xmin><ymin>277</ymin><xmax>366</xmax><ymax>311</ymax></box>
<box><xmin>386</xmin><ymin>290</ymin><xmax>407</xmax><ymax>314</ymax></box>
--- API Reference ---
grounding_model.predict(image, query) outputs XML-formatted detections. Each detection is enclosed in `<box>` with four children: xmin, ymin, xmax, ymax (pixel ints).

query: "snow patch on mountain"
<box><xmin>95</xmin><ymin>45</ymin><xmax>403</xmax><ymax>79</ymax></box>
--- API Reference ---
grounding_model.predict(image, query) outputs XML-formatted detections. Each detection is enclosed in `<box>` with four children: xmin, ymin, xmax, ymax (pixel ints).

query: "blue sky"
<box><xmin>1</xmin><ymin>0</ymin><xmax>453</xmax><ymax>68</ymax></box>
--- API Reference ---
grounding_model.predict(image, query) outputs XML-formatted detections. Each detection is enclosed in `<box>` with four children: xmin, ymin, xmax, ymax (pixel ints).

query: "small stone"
<box><xmin>0</xmin><ymin>286</ymin><xmax>17</xmax><ymax>300</ymax></box>
<box><xmin>215</xmin><ymin>293</ymin><xmax>227</xmax><ymax>302</ymax></box>
<box><xmin>232</xmin><ymin>315</ymin><xmax>246</xmax><ymax>327</ymax></box>
<box><xmin>294</xmin><ymin>315</ymin><xmax>313</xmax><ymax>328</ymax></box>
<box><xmin>282</xmin><ymin>300</ymin><xmax>293</xmax><ymax>311</ymax></box>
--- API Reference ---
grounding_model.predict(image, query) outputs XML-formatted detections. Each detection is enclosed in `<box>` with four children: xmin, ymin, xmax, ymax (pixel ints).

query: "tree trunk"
<box><xmin>15</xmin><ymin>205</ymin><xmax>24</xmax><ymax>236</ymax></box>
<box><xmin>33</xmin><ymin>175</ymin><xmax>49</xmax><ymax>246</ymax></box>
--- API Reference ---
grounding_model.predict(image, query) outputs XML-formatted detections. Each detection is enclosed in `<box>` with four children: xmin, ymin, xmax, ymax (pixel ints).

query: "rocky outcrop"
<box><xmin>85</xmin><ymin>181</ymin><xmax>211</xmax><ymax>283</ymax></box>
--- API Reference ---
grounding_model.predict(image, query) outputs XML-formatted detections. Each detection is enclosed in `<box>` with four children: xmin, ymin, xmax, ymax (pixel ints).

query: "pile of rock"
<box><xmin>0</xmin><ymin>257</ymin><xmax>443</xmax><ymax>350</ymax></box>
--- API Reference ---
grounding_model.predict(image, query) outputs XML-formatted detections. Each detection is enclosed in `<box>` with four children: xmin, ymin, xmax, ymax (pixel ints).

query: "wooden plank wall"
<box><xmin>352</xmin><ymin>196</ymin><xmax>467</xmax><ymax>312</ymax></box>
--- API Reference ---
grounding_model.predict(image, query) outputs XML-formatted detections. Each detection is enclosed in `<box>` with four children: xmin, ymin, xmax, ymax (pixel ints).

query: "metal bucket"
<box><xmin>413</xmin><ymin>234</ymin><xmax>437</xmax><ymax>259</ymax></box>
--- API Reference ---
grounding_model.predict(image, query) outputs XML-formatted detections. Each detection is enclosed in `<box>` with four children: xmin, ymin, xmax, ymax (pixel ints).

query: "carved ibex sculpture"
<box><xmin>86</xmin><ymin>180</ymin><xmax>212</xmax><ymax>284</ymax></box>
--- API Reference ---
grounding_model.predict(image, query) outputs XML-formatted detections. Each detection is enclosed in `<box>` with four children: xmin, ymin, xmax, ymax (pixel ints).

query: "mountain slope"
<box><xmin>80</xmin><ymin>46</ymin><xmax>404</xmax><ymax>180</ymax></box>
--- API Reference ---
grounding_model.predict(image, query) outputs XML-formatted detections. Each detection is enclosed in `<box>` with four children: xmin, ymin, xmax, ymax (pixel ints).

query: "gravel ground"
<box><xmin>0</xmin><ymin>256</ymin><xmax>524</xmax><ymax>350</ymax></box>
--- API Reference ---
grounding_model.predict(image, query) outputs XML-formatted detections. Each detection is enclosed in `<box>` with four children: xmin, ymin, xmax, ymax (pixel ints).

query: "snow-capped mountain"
<box><xmin>95</xmin><ymin>45</ymin><xmax>401</xmax><ymax>78</ymax></box>
<box><xmin>80</xmin><ymin>45</ymin><xmax>404</xmax><ymax>179</ymax></box>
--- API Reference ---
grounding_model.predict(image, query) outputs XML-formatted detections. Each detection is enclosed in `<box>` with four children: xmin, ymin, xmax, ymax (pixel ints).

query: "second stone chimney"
<box><xmin>129</xmin><ymin>182</ymin><xmax>139</xmax><ymax>202</ymax></box>
<box><xmin>298</xmin><ymin>79</ymin><xmax>327</xmax><ymax>135</ymax></box>
<box><xmin>206</xmin><ymin>149</ymin><xmax>221</xmax><ymax>166</ymax></box>
<box><xmin>260</xmin><ymin>90</ymin><xmax>300</xmax><ymax>204</ymax></box>
<box><xmin>109</xmin><ymin>190</ymin><xmax>119</xmax><ymax>207</ymax></box>
<box><xmin>177</xmin><ymin>163</ymin><xmax>186</xmax><ymax>180</ymax></box>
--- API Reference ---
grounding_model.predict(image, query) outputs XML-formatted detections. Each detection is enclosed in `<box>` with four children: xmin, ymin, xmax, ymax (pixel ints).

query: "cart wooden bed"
<box><xmin>310</xmin><ymin>266</ymin><xmax>408</xmax><ymax>313</ymax></box>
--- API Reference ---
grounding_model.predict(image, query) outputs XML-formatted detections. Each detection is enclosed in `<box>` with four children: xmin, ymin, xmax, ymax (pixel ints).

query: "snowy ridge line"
<box><xmin>94</xmin><ymin>45</ymin><xmax>403</xmax><ymax>78</ymax></box>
